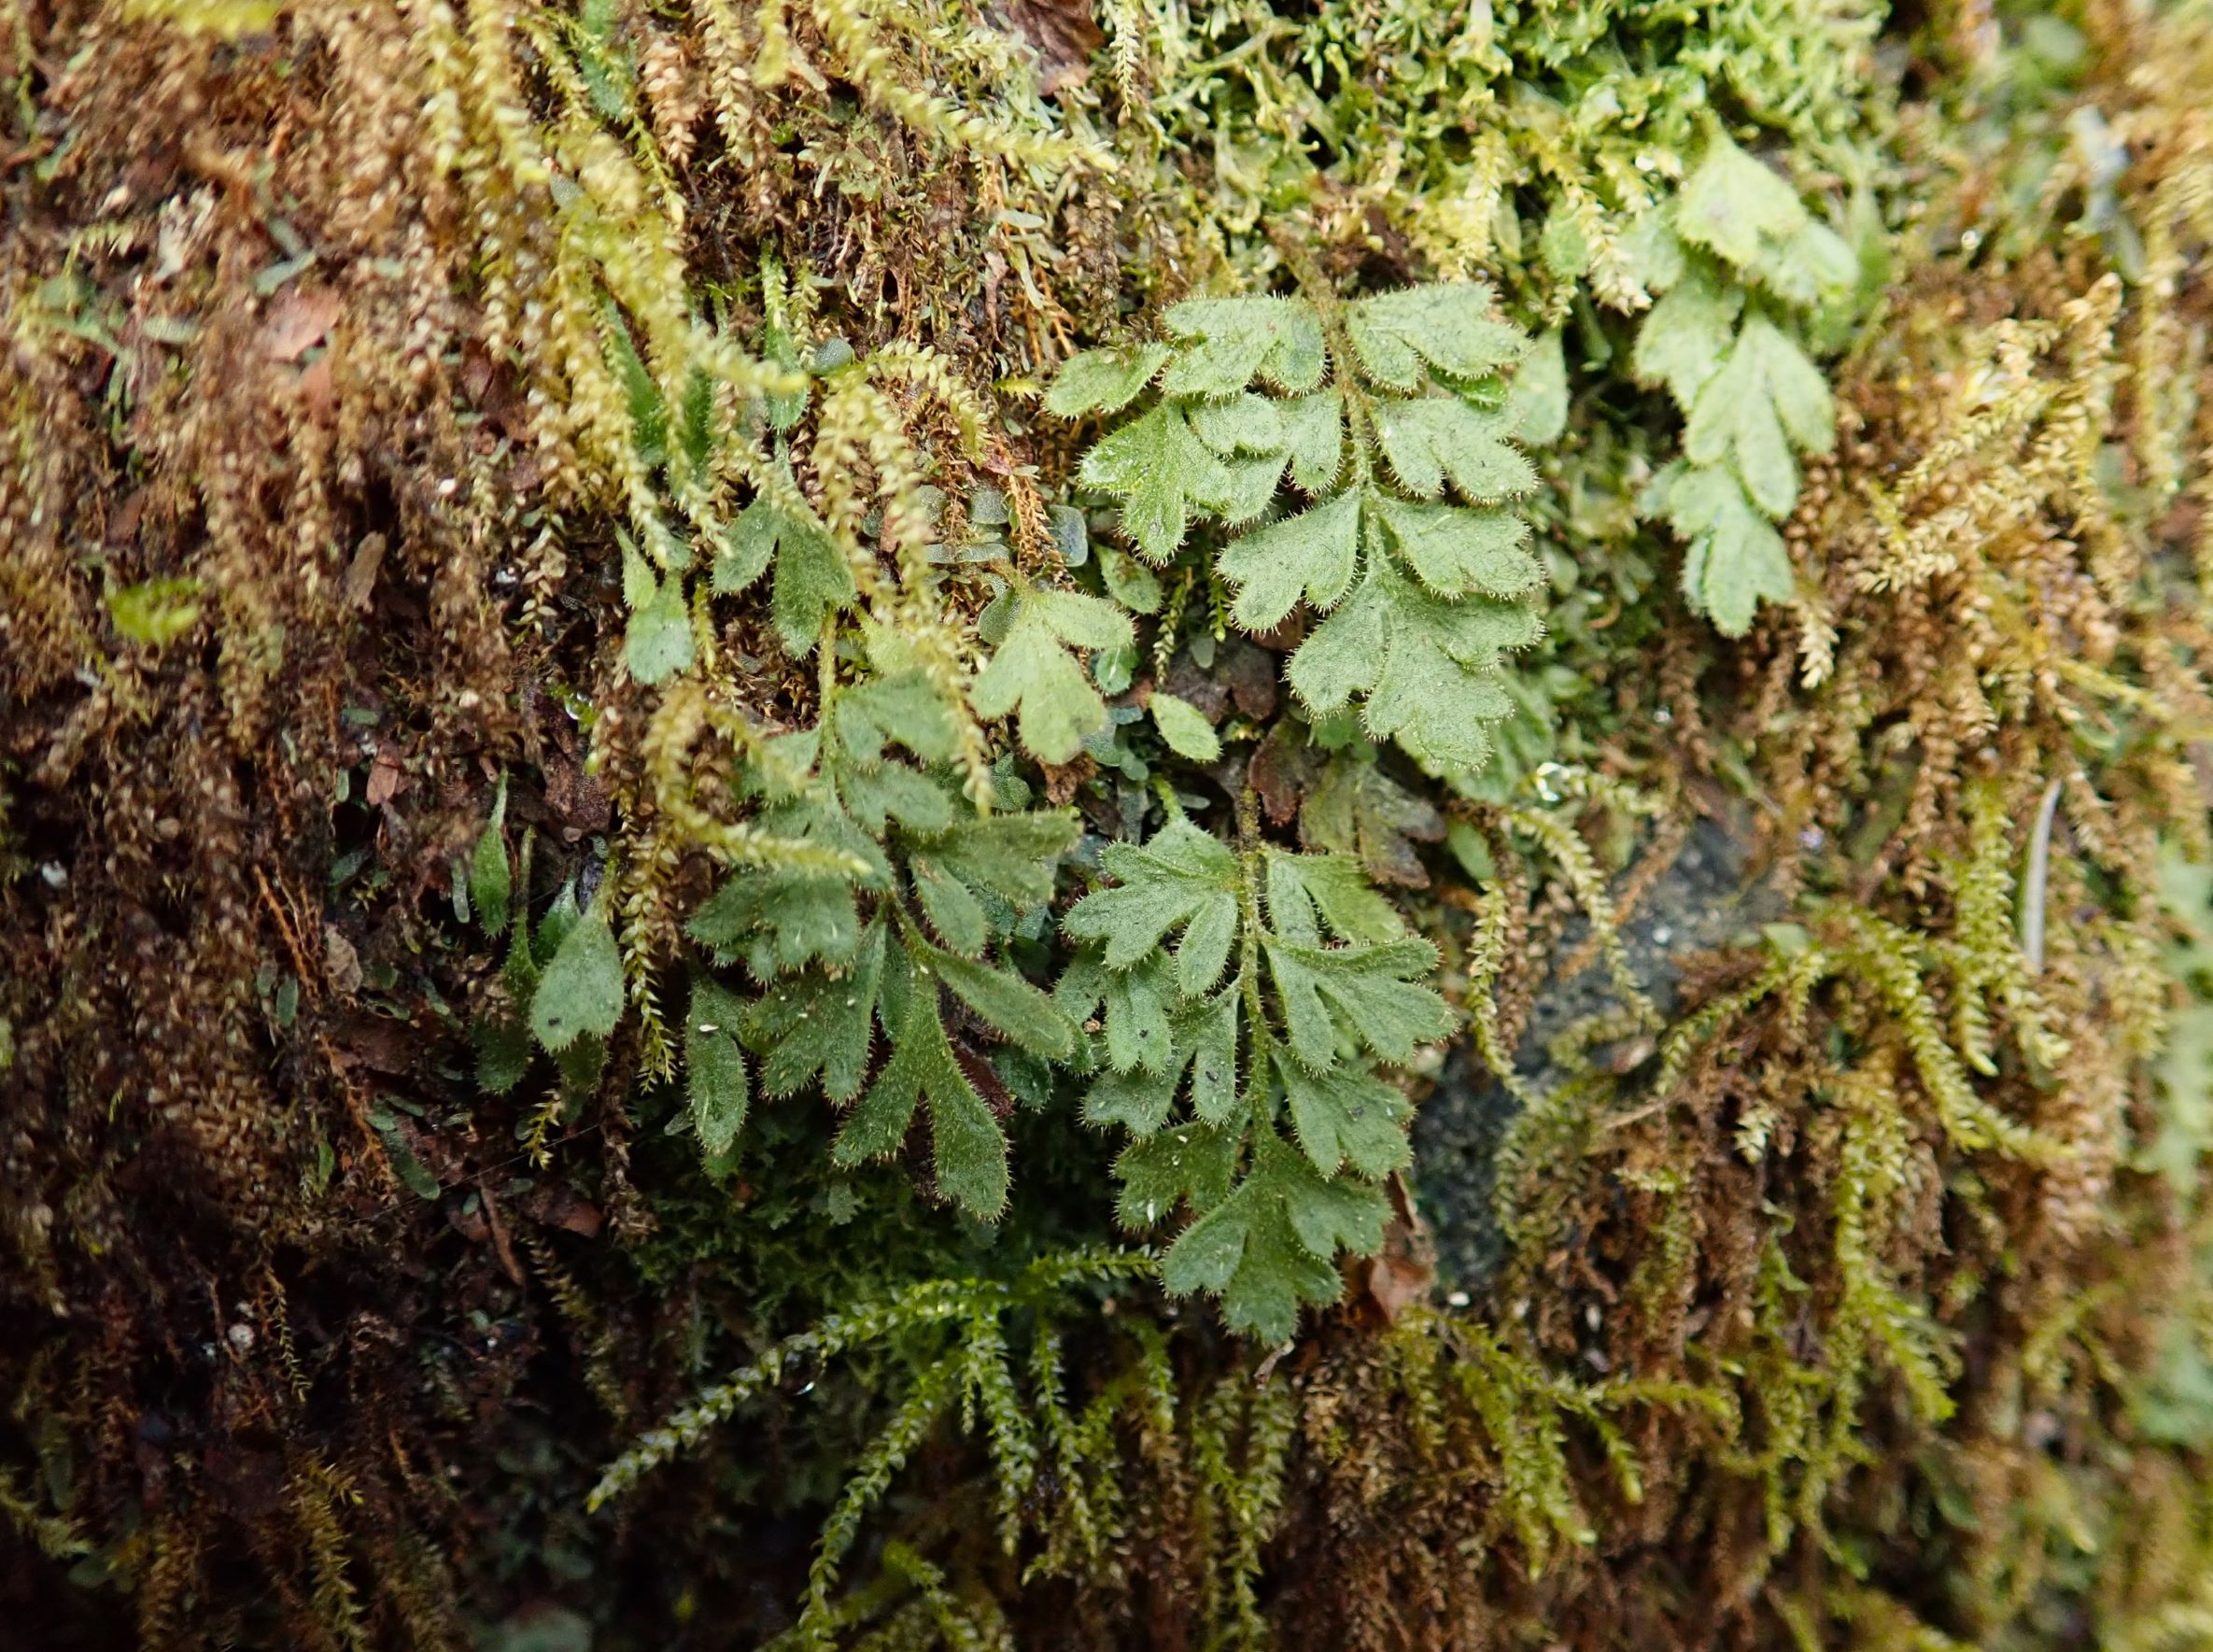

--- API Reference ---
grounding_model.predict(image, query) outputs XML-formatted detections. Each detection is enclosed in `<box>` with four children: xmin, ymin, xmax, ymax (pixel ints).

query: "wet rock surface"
<box><xmin>1412</xmin><ymin>812</ymin><xmax>1782</xmax><ymax>1292</ymax></box>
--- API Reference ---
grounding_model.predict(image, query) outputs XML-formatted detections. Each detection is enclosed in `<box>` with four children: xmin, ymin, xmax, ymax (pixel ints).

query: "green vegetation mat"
<box><xmin>7</xmin><ymin>0</ymin><xmax>2213</xmax><ymax>1645</ymax></box>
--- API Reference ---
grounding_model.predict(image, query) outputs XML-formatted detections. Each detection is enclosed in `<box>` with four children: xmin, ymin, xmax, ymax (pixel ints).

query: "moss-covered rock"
<box><xmin>6</xmin><ymin>0</ymin><xmax>2213</xmax><ymax>1646</ymax></box>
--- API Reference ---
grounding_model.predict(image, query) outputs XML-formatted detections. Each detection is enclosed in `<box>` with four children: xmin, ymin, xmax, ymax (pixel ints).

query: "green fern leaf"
<box><xmin>1279</xmin><ymin>390</ymin><xmax>1346</xmax><ymax>491</ymax></box>
<box><xmin>1665</xmin><ymin>464</ymin><xmax>1797</xmax><ymax>636</ymax></box>
<box><xmin>1100</xmin><ymin>954</ymin><xmax>1178</xmax><ymax>1071</ymax></box>
<box><xmin>534</xmin><ymin>879</ymin><xmax>582</xmax><ymax>964</ymax></box>
<box><xmin>1161</xmin><ymin>296</ymin><xmax>1327</xmax><ymax>397</ymax></box>
<box><xmin>622</xmin><ymin>542</ymin><xmax>696</xmax><ymax>685</ymax></box>
<box><xmin>833</xmin><ymin>972</ymin><xmax>1009</xmax><ymax>1221</ymax></box>
<box><xmin>923</xmin><ymin>941</ymin><xmax>1078</xmax><ymax>1061</ymax></box>
<box><xmin>836</xmin><ymin>670</ymin><xmax>963</xmax><ymax>768</ymax></box>
<box><xmin>1085</xmin><ymin>1060</ymin><xmax>1183</xmax><ymax>1136</ymax></box>
<box><xmin>1635</xmin><ymin>246</ymin><xmax>1834</xmax><ymax>636</ymax></box>
<box><xmin>910</xmin><ymin>856</ymin><xmax>991</xmax><ymax>954</ymax></box>
<box><xmin>1115</xmin><ymin>1121</ymin><xmax>1238</xmax><ymax>1226</ymax></box>
<box><xmin>599</xmin><ymin>291</ymin><xmax>668</xmax><ymax>468</ymax></box>
<box><xmin>970</xmin><ymin>584</ymin><xmax>1134</xmax><ymax>764</ymax></box>
<box><xmin>470</xmin><ymin>774</ymin><xmax>512</xmax><ymax>939</ymax></box>
<box><xmin>1062</xmin><ymin>819</ymin><xmax>1241</xmax><ymax>980</ymax></box>
<box><xmin>714</xmin><ymin>480</ymin><xmax>844</xmax><ymax>629</ymax></box>
<box><xmin>1505</xmin><ymin>328</ymin><xmax>1570</xmax><ymax>445</ymax></box>
<box><xmin>914</xmin><ymin>810</ymin><xmax>1079</xmax><ymax>910</ymax></box>
<box><xmin>1044</xmin><ymin>343</ymin><xmax>1171</xmax><ymax>417</ymax></box>
<box><xmin>1683</xmin><ymin>313</ymin><xmax>1835</xmax><ymax>516</ymax></box>
<box><xmin>1202</xmin><ymin>450</ymin><xmax>1298</xmax><ymax>525</ymax></box>
<box><xmin>1183</xmin><ymin>992</ymin><xmax>1241</xmax><ymax>1121</ymax></box>
<box><xmin>1675</xmin><ymin>129</ymin><xmax>1856</xmax><ymax>308</ymax></box>
<box><xmin>1077</xmin><ymin>402</ymin><xmax>1233</xmax><ymax>564</ymax></box>
<box><xmin>743</xmin><ymin>922</ymin><xmax>887</xmax><ymax>1102</ymax></box>
<box><xmin>531</xmin><ymin>908</ymin><xmax>626</xmax><ymax>1052</ymax></box>
<box><xmin>747</xmin><ymin>481</ymin><xmax>855</xmax><ymax>654</ymax></box>
<box><xmin>1631</xmin><ymin>270</ymin><xmax>1743</xmax><ymax>410</ymax></box>
<box><xmin>1262</xmin><ymin>934</ymin><xmax>1449</xmax><ymax>1070</ymax></box>
<box><xmin>1058</xmin><ymin>816</ymin><xmax>1445</xmax><ymax>1337</ymax></box>
<box><xmin>476</xmin><ymin>917</ymin><xmax>540</xmax><ymax>1094</ymax></box>
<box><xmin>1277</xmin><ymin>1053</ymin><xmax>1412</xmax><ymax>1179</ymax></box>
<box><xmin>712</xmin><ymin>499</ymin><xmax>775</xmax><ymax>596</ymax></box>
<box><xmin>1069</xmin><ymin>281</ymin><xmax>1549</xmax><ymax>778</ymax></box>
<box><xmin>839</xmin><ymin>762</ymin><xmax>960</xmax><ymax>839</ymax></box>
<box><xmin>1346</xmin><ymin>285</ymin><xmax>1526</xmax><ymax>390</ymax></box>
<box><xmin>1149</xmin><ymin>692</ymin><xmax>1222</xmax><ymax>762</ymax></box>
<box><xmin>1160</xmin><ymin>1130</ymin><xmax>1388</xmax><ymax>1342</ymax></box>
<box><xmin>1085</xmin><ymin>991</ymin><xmax>1239</xmax><ymax>1135</ymax></box>
<box><xmin>1674</xmin><ymin>130</ymin><xmax>1811</xmax><ymax>275</ymax></box>
<box><xmin>1262</xmin><ymin>849</ymin><xmax>1405</xmax><ymax>945</ymax></box>
<box><xmin>1372</xmin><ymin>495</ymin><xmax>1542</xmax><ymax>600</ymax></box>
<box><xmin>1371</xmin><ymin>396</ymin><xmax>1539</xmax><ymax>503</ymax></box>
<box><xmin>678</xmin><ymin>647</ymin><xmax>1076</xmax><ymax>1196</ymax></box>
<box><xmin>688</xmin><ymin>853</ymin><xmax>865</xmax><ymax>978</ymax></box>
<box><xmin>686</xmin><ymin>977</ymin><xmax>751</xmax><ymax>1157</ymax></box>
<box><xmin>1098</xmin><ymin>544</ymin><xmax>1163</xmax><ymax>613</ymax></box>
<box><xmin>1287</xmin><ymin>566</ymin><xmax>1540</xmax><ymax>773</ymax></box>
<box><xmin>1216</xmin><ymin>491</ymin><xmax>1361</xmax><ymax>631</ymax></box>
<box><xmin>1187</xmin><ymin>392</ymin><xmax>1287</xmax><ymax>456</ymax></box>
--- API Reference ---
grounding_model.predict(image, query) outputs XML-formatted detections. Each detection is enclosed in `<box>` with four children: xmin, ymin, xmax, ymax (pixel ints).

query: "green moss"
<box><xmin>7</xmin><ymin>0</ymin><xmax>2213</xmax><ymax>1645</ymax></box>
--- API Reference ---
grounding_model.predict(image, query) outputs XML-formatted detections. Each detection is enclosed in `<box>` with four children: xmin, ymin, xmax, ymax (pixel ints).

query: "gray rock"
<box><xmin>1411</xmin><ymin>812</ymin><xmax>1781</xmax><ymax>1292</ymax></box>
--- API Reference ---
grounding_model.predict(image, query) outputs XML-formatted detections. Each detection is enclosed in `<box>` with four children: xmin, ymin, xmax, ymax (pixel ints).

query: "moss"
<box><xmin>5</xmin><ymin>0</ymin><xmax>2213</xmax><ymax>1646</ymax></box>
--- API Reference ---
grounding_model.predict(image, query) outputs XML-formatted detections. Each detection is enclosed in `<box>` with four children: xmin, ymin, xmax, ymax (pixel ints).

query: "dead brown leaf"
<box><xmin>295</xmin><ymin>349</ymin><xmax>336</xmax><ymax>422</ymax></box>
<box><xmin>1248</xmin><ymin>719</ymin><xmax>1319</xmax><ymax>826</ymax></box>
<box><xmin>105</xmin><ymin>487</ymin><xmax>146</xmax><ymax>548</ymax></box>
<box><xmin>321</xmin><ymin>924</ymin><xmax>362</xmax><ymax>996</ymax></box>
<box><xmin>479</xmin><ymin>1181</ymin><xmax>527</xmax><ymax>1285</ymax></box>
<box><xmin>1348</xmin><ymin>1175</ymin><xmax>1435</xmax><ymax>1323</ymax></box>
<box><xmin>543</xmin><ymin>756</ymin><xmax>613</xmax><ymax>838</ymax></box>
<box><xmin>340</xmin><ymin>531</ymin><xmax>386</xmax><ymax>612</ymax></box>
<box><xmin>261</xmin><ymin>283</ymin><xmax>341</xmax><ymax>362</ymax></box>
<box><xmin>531</xmin><ymin>1185</ymin><xmax>604</xmax><ymax>1238</ymax></box>
<box><xmin>1039</xmin><ymin>752</ymin><xmax>1096</xmax><ymax>806</ymax></box>
<box><xmin>1358</xmin><ymin>1245</ymin><xmax>1434</xmax><ymax>1323</ymax></box>
<box><xmin>1302</xmin><ymin>752</ymin><xmax>1444</xmax><ymax>887</ymax></box>
<box><xmin>328</xmin><ymin>1011</ymin><xmax>419</xmax><ymax>1075</ymax></box>
<box><xmin>1219</xmin><ymin>639</ymin><xmax>1280</xmax><ymax>721</ymax></box>
<box><xmin>365</xmin><ymin>752</ymin><xmax>403</xmax><ymax>807</ymax></box>
<box><xmin>994</xmin><ymin>0</ymin><xmax>1103</xmax><ymax>94</ymax></box>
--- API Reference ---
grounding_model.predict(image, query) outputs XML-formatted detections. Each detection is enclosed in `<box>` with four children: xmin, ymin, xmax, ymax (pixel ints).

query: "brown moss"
<box><xmin>5</xmin><ymin>0</ymin><xmax>2213</xmax><ymax>1647</ymax></box>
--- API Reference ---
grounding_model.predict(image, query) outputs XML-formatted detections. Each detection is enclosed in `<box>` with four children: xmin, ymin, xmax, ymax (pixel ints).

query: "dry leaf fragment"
<box><xmin>365</xmin><ymin>753</ymin><xmax>403</xmax><ymax>807</ymax></box>
<box><xmin>341</xmin><ymin>532</ymin><xmax>386</xmax><ymax>612</ymax></box>
<box><xmin>1350</xmin><ymin>1174</ymin><xmax>1435</xmax><ymax>1322</ymax></box>
<box><xmin>994</xmin><ymin>0</ymin><xmax>1103</xmax><ymax>94</ymax></box>
<box><xmin>261</xmin><ymin>283</ymin><xmax>341</xmax><ymax>362</ymax></box>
